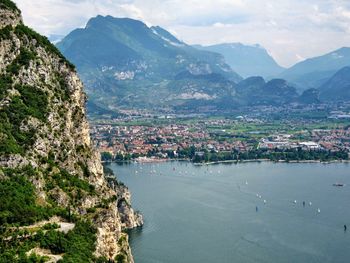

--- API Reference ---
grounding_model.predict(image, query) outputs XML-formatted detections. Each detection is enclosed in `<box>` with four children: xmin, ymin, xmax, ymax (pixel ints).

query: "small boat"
<box><xmin>317</xmin><ymin>208</ymin><xmax>321</xmax><ymax>213</ymax></box>
<box><xmin>333</xmin><ymin>183</ymin><xmax>345</xmax><ymax>187</ymax></box>
<box><xmin>293</xmin><ymin>200</ymin><xmax>297</xmax><ymax>204</ymax></box>
<box><xmin>263</xmin><ymin>200</ymin><xmax>267</xmax><ymax>204</ymax></box>
<box><xmin>309</xmin><ymin>202</ymin><xmax>312</xmax><ymax>206</ymax></box>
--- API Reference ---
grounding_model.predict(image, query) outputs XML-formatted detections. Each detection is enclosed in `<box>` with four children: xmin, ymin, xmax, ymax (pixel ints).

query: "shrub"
<box><xmin>0</xmin><ymin>82</ymin><xmax>48</xmax><ymax>154</ymax></box>
<box><xmin>0</xmin><ymin>25</ymin><xmax>12</xmax><ymax>40</ymax></box>
<box><xmin>42</xmin><ymin>223</ymin><xmax>60</xmax><ymax>230</ymax></box>
<box><xmin>6</xmin><ymin>47</ymin><xmax>36</xmax><ymax>75</ymax></box>
<box><xmin>0</xmin><ymin>0</ymin><xmax>19</xmax><ymax>12</ymax></box>
<box><xmin>115</xmin><ymin>254</ymin><xmax>127</xmax><ymax>263</ymax></box>
<box><xmin>38</xmin><ymin>221</ymin><xmax>97</xmax><ymax>262</ymax></box>
<box><xmin>0</xmin><ymin>175</ymin><xmax>49</xmax><ymax>225</ymax></box>
<box><xmin>14</xmin><ymin>25</ymin><xmax>75</xmax><ymax>70</ymax></box>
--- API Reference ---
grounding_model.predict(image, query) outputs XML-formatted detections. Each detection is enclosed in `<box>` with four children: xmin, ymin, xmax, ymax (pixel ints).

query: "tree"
<box><xmin>101</xmin><ymin>152</ymin><xmax>113</xmax><ymax>162</ymax></box>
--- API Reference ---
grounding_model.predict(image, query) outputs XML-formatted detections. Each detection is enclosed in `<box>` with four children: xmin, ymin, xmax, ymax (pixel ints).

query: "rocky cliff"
<box><xmin>0</xmin><ymin>1</ymin><xmax>142</xmax><ymax>262</ymax></box>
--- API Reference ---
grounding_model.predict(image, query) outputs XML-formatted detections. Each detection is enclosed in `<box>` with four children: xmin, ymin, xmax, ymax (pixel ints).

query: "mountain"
<box><xmin>298</xmin><ymin>88</ymin><xmax>320</xmax><ymax>104</ymax></box>
<box><xmin>0</xmin><ymin>2</ymin><xmax>141</xmax><ymax>262</ymax></box>
<box><xmin>279</xmin><ymin>47</ymin><xmax>350</xmax><ymax>92</ymax></box>
<box><xmin>235</xmin><ymin>76</ymin><xmax>266</xmax><ymax>98</ymax></box>
<box><xmin>170</xmin><ymin>71</ymin><xmax>239</xmax><ymax>111</ymax></box>
<box><xmin>195</xmin><ymin>43</ymin><xmax>285</xmax><ymax>78</ymax></box>
<box><xmin>57</xmin><ymin>16</ymin><xmax>242</xmax><ymax>112</ymax></box>
<box><xmin>235</xmin><ymin>77</ymin><xmax>299</xmax><ymax>106</ymax></box>
<box><xmin>319</xmin><ymin>67</ymin><xmax>350</xmax><ymax>101</ymax></box>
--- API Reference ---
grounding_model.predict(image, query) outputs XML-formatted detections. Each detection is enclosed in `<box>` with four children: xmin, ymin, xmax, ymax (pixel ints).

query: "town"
<box><xmin>90</xmin><ymin>112</ymin><xmax>350</xmax><ymax>163</ymax></box>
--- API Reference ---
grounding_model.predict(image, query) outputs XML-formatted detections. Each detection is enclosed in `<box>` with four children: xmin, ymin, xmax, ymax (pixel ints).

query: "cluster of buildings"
<box><xmin>90</xmin><ymin>117</ymin><xmax>350</xmax><ymax>160</ymax></box>
<box><xmin>258</xmin><ymin>138</ymin><xmax>321</xmax><ymax>150</ymax></box>
<box><xmin>258</xmin><ymin>129</ymin><xmax>350</xmax><ymax>152</ymax></box>
<box><xmin>90</xmin><ymin>122</ymin><xmax>250</xmax><ymax>159</ymax></box>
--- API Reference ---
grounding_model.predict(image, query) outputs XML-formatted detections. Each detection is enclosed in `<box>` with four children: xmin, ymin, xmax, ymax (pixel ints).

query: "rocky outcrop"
<box><xmin>0</xmin><ymin>1</ymin><xmax>142</xmax><ymax>261</ymax></box>
<box><xmin>94</xmin><ymin>204</ymin><xmax>135</xmax><ymax>262</ymax></box>
<box><xmin>116</xmin><ymin>184</ymin><xmax>143</xmax><ymax>229</ymax></box>
<box><xmin>0</xmin><ymin>2</ymin><xmax>21</xmax><ymax>29</ymax></box>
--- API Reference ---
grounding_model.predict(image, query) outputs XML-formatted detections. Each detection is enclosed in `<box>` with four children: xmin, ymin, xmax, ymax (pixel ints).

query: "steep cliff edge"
<box><xmin>0</xmin><ymin>1</ymin><xmax>142</xmax><ymax>262</ymax></box>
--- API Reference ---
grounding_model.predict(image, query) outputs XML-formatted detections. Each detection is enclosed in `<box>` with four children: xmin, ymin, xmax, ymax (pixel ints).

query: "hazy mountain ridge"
<box><xmin>235</xmin><ymin>77</ymin><xmax>299</xmax><ymax>106</ymax></box>
<box><xmin>319</xmin><ymin>66</ymin><xmax>350</xmax><ymax>101</ymax></box>
<box><xmin>57</xmin><ymin>16</ymin><xmax>242</xmax><ymax>111</ymax></box>
<box><xmin>195</xmin><ymin>43</ymin><xmax>285</xmax><ymax>78</ymax></box>
<box><xmin>279</xmin><ymin>47</ymin><xmax>350</xmax><ymax>92</ymax></box>
<box><xmin>57</xmin><ymin>15</ymin><xmax>350</xmax><ymax>112</ymax></box>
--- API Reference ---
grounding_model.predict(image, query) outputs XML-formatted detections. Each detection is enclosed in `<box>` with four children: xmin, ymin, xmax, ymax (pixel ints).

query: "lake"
<box><xmin>108</xmin><ymin>161</ymin><xmax>350</xmax><ymax>263</ymax></box>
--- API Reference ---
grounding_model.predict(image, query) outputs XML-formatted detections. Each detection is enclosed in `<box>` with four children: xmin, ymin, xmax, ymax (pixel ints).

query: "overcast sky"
<box><xmin>14</xmin><ymin>0</ymin><xmax>350</xmax><ymax>67</ymax></box>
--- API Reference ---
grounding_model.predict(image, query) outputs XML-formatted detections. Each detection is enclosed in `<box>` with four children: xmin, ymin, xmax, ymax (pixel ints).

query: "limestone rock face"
<box><xmin>0</xmin><ymin>2</ymin><xmax>142</xmax><ymax>261</ymax></box>
<box><xmin>0</xmin><ymin>3</ymin><xmax>21</xmax><ymax>29</ymax></box>
<box><xmin>116</xmin><ymin>185</ymin><xmax>144</xmax><ymax>229</ymax></box>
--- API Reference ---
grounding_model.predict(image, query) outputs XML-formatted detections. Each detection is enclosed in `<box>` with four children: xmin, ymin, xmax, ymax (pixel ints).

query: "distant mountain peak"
<box><xmin>57</xmin><ymin>15</ymin><xmax>242</xmax><ymax>112</ymax></box>
<box><xmin>86</xmin><ymin>15</ymin><xmax>148</xmax><ymax>29</ymax></box>
<box><xmin>150</xmin><ymin>26</ymin><xmax>185</xmax><ymax>47</ymax></box>
<box><xmin>319</xmin><ymin>66</ymin><xmax>350</xmax><ymax>102</ymax></box>
<box><xmin>235</xmin><ymin>77</ymin><xmax>298</xmax><ymax>106</ymax></box>
<box><xmin>330</xmin><ymin>52</ymin><xmax>344</xmax><ymax>59</ymax></box>
<box><xmin>196</xmin><ymin>43</ymin><xmax>284</xmax><ymax>78</ymax></box>
<box><xmin>238</xmin><ymin>76</ymin><xmax>266</xmax><ymax>86</ymax></box>
<box><xmin>279</xmin><ymin>47</ymin><xmax>350</xmax><ymax>92</ymax></box>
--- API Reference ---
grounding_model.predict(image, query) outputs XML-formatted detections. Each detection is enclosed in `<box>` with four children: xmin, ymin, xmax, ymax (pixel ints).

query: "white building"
<box><xmin>298</xmin><ymin>141</ymin><xmax>321</xmax><ymax>150</ymax></box>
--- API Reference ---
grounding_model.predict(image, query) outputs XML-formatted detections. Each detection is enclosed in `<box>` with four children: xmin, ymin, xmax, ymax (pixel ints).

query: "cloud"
<box><xmin>13</xmin><ymin>0</ymin><xmax>350</xmax><ymax>67</ymax></box>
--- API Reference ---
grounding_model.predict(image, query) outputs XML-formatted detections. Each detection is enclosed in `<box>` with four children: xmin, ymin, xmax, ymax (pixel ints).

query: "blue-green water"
<box><xmin>109</xmin><ymin>161</ymin><xmax>350</xmax><ymax>263</ymax></box>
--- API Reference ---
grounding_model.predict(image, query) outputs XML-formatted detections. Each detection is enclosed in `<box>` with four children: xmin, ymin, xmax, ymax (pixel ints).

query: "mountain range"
<box><xmin>57</xmin><ymin>16</ymin><xmax>242</xmax><ymax>111</ymax></box>
<box><xmin>235</xmin><ymin>77</ymin><xmax>299</xmax><ymax>106</ymax></box>
<box><xmin>319</xmin><ymin>66</ymin><xmax>350</xmax><ymax>102</ymax></box>
<box><xmin>57</xmin><ymin>16</ymin><xmax>350</xmax><ymax>113</ymax></box>
<box><xmin>195</xmin><ymin>43</ymin><xmax>285</xmax><ymax>78</ymax></box>
<box><xmin>279</xmin><ymin>47</ymin><xmax>350</xmax><ymax>92</ymax></box>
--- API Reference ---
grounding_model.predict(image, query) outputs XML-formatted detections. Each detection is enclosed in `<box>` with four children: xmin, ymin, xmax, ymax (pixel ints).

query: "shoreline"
<box><xmin>192</xmin><ymin>159</ymin><xmax>350</xmax><ymax>165</ymax></box>
<box><xmin>103</xmin><ymin>158</ymin><xmax>350</xmax><ymax>165</ymax></box>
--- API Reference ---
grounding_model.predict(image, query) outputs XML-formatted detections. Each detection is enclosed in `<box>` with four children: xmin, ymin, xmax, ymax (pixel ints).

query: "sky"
<box><xmin>14</xmin><ymin>0</ymin><xmax>350</xmax><ymax>67</ymax></box>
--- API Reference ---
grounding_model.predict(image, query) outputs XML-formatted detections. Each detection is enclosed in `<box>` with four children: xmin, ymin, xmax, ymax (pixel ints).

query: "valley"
<box><xmin>55</xmin><ymin>16</ymin><xmax>350</xmax><ymax>115</ymax></box>
<box><xmin>91</xmin><ymin>102</ymin><xmax>350</xmax><ymax>164</ymax></box>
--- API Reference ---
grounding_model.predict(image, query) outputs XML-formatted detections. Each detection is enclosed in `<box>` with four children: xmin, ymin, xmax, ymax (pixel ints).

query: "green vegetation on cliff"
<box><xmin>14</xmin><ymin>25</ymin><xmax>75</xmax><ymax>70</ymax></box>
<box><xmin>0</xmin><ymin>172</ymin><xmax>48</xmax><ymax>225</ymax></box>
<box><xmin>0</xmin><ymin>25</ymin><xmax>13</xmax><ymax>40</ymax></box>
<box><xmin>0</xmin><ymin>1</ymin><xmax>140</xmax><ymax>262</ymax></box>
<box><xmin>0</xmin><ymin>219</ymin><xmax>104</xmax><ymax>263</ymax></box>
<box><xmin>0</xmin><ymin>82</ymin><xmax>48</xmax><ymax>154</ymax></box>
<box><xmin>0</xmin><ymin>1</ymin><xmax>111</xmax><ymax>261</ymax></box>
<box><xmin>38</xmin><ymin>221</ymin><xmax>98</xmax><ymax>263</ymax></box>
<box><xmin>0</xmin><ymin>0</ymin><xmax>19</xmax><ymax>12</ymax></box>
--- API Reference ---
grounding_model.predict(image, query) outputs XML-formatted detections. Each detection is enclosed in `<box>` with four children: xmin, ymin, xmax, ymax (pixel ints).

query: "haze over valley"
<box><xmin>50</xmin><ymin>15</ymin><xmax>350</xmax><ymax>115</ymax></box>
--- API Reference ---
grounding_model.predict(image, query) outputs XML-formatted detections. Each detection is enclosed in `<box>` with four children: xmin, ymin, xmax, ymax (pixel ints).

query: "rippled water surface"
<box><xmin>109</xmin><ymin>161</ymin><xmax>350</xmax><ymax>263</ymax></box>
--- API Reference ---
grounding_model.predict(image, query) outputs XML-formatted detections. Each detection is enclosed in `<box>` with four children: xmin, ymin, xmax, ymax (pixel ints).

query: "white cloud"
<box><xmin>13</xmin><ymin>0</ymin><xmax>350</xmax><ymax>67</ymax></box>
